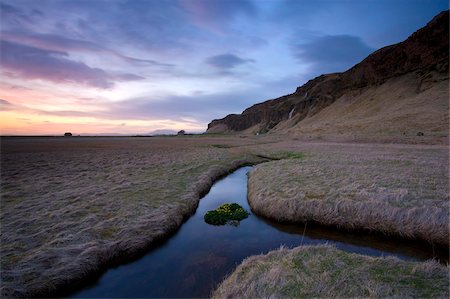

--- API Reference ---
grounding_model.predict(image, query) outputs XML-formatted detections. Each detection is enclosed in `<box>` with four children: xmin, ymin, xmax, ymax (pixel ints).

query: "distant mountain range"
<box><xmin>207</xmin><ymin>11</ymin><xmax>449</xmax><ymax>143</ymax></box>
<box><xmin>147</xmin><ymin>129</ymin><xmax>178</xmax><ymax>136</ymax></box>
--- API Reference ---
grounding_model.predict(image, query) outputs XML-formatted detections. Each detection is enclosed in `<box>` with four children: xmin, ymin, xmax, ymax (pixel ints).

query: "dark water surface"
<box><xmin>72</xmin><ymin>166</ymin><xmax>447</xmax><ymax>298</ymax></box>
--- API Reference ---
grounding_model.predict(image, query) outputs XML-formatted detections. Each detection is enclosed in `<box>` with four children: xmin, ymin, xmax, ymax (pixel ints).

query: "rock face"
<box><xmin>207</xmin><ymin>11</ymin><xmax>449</xmax><ymax>134</ymax></box>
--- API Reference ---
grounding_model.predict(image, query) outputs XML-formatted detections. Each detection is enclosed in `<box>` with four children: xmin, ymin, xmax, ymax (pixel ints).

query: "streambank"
<box><xmin>70</xmin><ymin>166</ymin><xmax>446</xmax><ymax>298</ymax></box>
<box><xmin>247</xmin><ymin>158</ymin><xmax>449</xmax><ymax>246</ymax></box>
<box><xmin>2</xmin><ymin>157</ymin><xmax>265</xmax><ymax>298</ymax></box>
<box><xmin>212</xmin><ymin>245</ymin><xmax>449</xmax><ymax>298</ymax></box>
<box><xmin>4</xmin><ymin>142</ymin><xmax>447</xmax><ymax>297</ymax></box>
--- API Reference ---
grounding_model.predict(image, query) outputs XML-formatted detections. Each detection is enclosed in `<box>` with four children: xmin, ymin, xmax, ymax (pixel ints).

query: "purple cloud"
<box><xmin>206</xmin><ymin>54</ymin><xmax>254</xmax><ymax>70</ymax></box>
<box><xmin>0</xmin><ymin>40</ymin><xmax>144</xmax><ymax>88</ymax></box>
<box><xmin>0</xmin><ymin>3</ymin><xmax>42</xmax><ymax>26</ymax></box>
<box><xmin>23</xmin><ymin>88</ymin><xmax>268</xmax><ymax>124</ymax></box>
<box><xmin>1</xmin><ymin>3</ymin><xmax>22</xmax><ymax>17</ymax></box>
<box><xmin>180</xmin><ymin>0</ymin><xmax>256</xmax><ymax>30</ymax></box>
<box><xmin>1</xmin><ymin>30</ymin><xmax>174</xmax><ymax>67</ymax></box>
<box><xmin>293</xmin><ymin>34</ymin><xmax>375</xmax><ymax>76</ymax></box>
<box><xmin>0</xmin><ymin>99</ymin><xmax>14</xmax><ymax>110</ymax></box>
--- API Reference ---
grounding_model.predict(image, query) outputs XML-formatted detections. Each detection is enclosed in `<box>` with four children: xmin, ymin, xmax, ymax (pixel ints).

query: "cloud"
<box><xmin>1</xmin><ymin>3</ymin><xmax>22</xmax><ymax>17</ymax></box>
<box><xmin>0</xmin><ymin>99</ymin><xmax>15</xmax><ymax>110</ymax></box>
<box><xmin>1</xmin><ymin>0</ymin><xmax>192</xmax><ymax>54</ymax></box>
<box><xmin>19</xmin><ymin>88</ymin><xmax>268</xmax><ymax>125</ymax></box>
<box><xmin>0</xmin><ymin>0</ymin><xmax>262</xmax><ymax>66</ymax></box>
<box><xmin>206</xmin><ymin>54</ymin><xmax>254</xmax><ymax>70</ymax></box>
<box><xmin>293</xmin><ymin>34</ymin><xmax>375</xmax><ymax>76</ymax></box>
<box><xmin>102</xmin><ymin>76</ymin><xmax>304</xmax><ymax>123</ymax></box>
<box><xmin>0</xmin><ymin>40</ymin><xmax>144</xmax><ymax>88</ymax></box>
<box><xmin>2</xmin><ymin>0</ymin><xmax>445</xmax><ymax>136</ymax></box>
<box><xmin>104</xmin><ymin>91</ymin><xmax>258</xmax><ymax>123</ymax></box>
<box><xmin>180</xmin><ymin>0</ymin><xmax>256</xmax><ymax>30</ymax></box>
<box><xmin>1</xmin><ymin>30</ymin><xmax>174</xmax><ymax>68</ymax></box>
<box><xmin>0</xmin><ymin>3</ymin><xmax>42</xmax><ymax>26</ymax></box>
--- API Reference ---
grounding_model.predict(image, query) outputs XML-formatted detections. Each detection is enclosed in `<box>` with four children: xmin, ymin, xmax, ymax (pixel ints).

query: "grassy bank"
<box><xmin>212</xmin><ymin>245</ymin><xmax>449</xmax><ymax>298</ymax></box>
<box><xmin>1</xmin><ymin>136</ymin><xmax>448</xmax><ymax>296</ymax></box>
<box><xmin>0</xmin><ymin>136</ymin><xmax>266</xmax><ymax>297</ymax></box>
<box><xmin>248</xmin><ymin>143</ymin><xmax>449</xmax><ymax>245</ymax></box>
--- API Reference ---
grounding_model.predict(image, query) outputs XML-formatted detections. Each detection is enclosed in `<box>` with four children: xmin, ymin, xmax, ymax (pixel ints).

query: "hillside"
<box><xmin>207</xmin><ymin>11</ymin><xmax>449</xmax><ymax>143</ymax></box>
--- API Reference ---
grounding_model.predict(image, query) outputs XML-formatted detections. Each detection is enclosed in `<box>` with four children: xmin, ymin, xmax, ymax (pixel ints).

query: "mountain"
<box><xmin>148</xmin><ymin>129</ymin><xmax>177</xmax><ymax>136</ymax></box>
<box><xmin>207</xmin><ymin>11</ymin><xmax>449</xmax><ymax>143</ymax></box>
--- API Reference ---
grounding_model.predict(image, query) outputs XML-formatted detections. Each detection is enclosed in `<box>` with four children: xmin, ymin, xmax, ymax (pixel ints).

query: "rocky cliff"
<box><xmin>207</xmin><ymin>11</ymin><xmax>449</xmax><ymax>135</ymax></box>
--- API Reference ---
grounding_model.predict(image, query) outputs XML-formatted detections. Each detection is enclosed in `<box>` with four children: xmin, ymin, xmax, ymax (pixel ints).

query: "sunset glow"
<box><xmin>0</xmin><ymin>0</ymin><xmax>446</xmax><ymax>135</ymax></box>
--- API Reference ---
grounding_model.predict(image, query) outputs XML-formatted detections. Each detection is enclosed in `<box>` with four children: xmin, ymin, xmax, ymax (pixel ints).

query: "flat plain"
<box><xmin>1</xmin><ymin>135</ymin><xmax>448</xmax><ymax>297</ymax></box>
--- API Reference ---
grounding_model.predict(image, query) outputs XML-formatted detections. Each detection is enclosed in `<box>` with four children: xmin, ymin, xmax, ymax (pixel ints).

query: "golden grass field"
<box><xmin>248</xmin><ymin>141</ymin><xmax>449</xmax><ymax>245</ymax></box>
<box><xmin>0</xmin><ymin>136</ymin><xmax>269</xmax><ymax>297</ymax></box>
<box><xmin>1</xmin><ymin>135</ymin><xmax>448</xmax><ymax>297</ymax></box>
<box><xmin>213</xmin><ymin>245</ymin><xmax>449</xmax><ymax>298</ymax></box>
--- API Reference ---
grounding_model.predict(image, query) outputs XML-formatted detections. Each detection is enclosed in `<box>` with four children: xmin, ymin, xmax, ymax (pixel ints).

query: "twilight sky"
<box><xmin>0</xmin><ymin>0</ymin><xmax>447</xmax><ymax>135</ymax></box>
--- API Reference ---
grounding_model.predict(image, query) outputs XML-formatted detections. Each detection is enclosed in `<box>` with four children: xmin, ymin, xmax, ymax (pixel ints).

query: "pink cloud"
<box><xmin>1</xmin><ymin>40</ymin><xmax>144</xmax><ymax>89</ymax></box>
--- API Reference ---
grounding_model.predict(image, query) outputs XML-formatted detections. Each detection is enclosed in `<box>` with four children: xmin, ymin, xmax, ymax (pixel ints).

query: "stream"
<box><xmin>71</xmin><ymin>166</ymin><xmax>447</xmax><ymax>298</ymax></box>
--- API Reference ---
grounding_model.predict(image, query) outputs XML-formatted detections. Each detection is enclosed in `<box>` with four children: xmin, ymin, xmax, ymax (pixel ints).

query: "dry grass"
<box><xmin>248</xmin><ymin>141</ymin><xmax>449</xmax><ymax>245</ymax></box>
<box><xmin>274</xmin><ymin>73</ymin><xmax>449</xmax><ymax>145</ymax></box>
<box><xmin>1</xmin><ymin>136</ymin><xmax>448</xmax><ymax>297</ymax></box>
<box><xmin>0</xmin><ymin>136</ymin><xmax>267</xmax><ymax>297</ymax></box>
<box><xmin>212</xmin><ymin>245</ymin><xmax>449</xmax><ymax>298</ymax></box>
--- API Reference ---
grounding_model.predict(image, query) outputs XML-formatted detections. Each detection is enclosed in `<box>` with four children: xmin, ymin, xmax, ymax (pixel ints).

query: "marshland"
<box><xmin>1</xmin><ymin>1</ymin><xmax>449</xmax><ymax>298</ymax></box>
<box><xmin>1</xmin><ymin>135</ymin><xmax>448</xmax><ymax>297</ymax></box>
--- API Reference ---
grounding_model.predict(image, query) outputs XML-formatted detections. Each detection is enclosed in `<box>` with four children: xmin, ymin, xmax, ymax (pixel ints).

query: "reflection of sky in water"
<box><xmin>72</xmin><ymin>167</ymin><xmax>445</xmax><ymax>298</ymax></box>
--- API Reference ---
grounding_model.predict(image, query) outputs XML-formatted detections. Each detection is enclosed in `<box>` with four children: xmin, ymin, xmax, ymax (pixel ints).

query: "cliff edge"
<box><xmin>207</xmin><ymin>11</ymin><xmax>449</xmax><ymax>143</ymax></box>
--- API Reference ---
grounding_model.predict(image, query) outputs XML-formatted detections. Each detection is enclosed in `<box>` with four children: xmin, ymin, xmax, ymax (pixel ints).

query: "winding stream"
<box><xmin>71</xmin><ymin>166</ymin><xmax>447</xmax><ymax>298</ymax></box>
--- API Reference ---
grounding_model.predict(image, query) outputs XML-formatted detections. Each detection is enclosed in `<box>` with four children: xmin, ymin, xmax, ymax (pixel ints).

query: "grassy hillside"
<box><xmin>275</xmin><ymin>73</ymin><xmax>448</xmax><ymax>144</ymax></box>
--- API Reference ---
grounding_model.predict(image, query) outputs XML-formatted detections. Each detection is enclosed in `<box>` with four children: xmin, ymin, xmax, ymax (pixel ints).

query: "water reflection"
<box><xmin>71</xmin><ymin>166</ymin><xmax>447</xmax><ymax>298</ymax></box>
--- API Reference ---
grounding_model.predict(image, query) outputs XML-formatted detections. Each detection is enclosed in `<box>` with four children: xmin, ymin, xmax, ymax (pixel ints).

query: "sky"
<box><xmin>0</xmin><ymin>0</ymin><xmax>447</xmax><ymax>135</ymax></box>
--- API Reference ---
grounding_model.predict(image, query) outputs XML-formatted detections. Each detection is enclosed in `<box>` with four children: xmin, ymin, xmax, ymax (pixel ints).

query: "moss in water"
<box><xmin>204</xmin><ymin>203</ymin><xmax>250</xmax><ymax>225</ymax></box>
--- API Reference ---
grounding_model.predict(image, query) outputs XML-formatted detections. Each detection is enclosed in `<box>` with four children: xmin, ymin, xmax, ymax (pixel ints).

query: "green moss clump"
<box><xmin>204</xmin><ymin>203</ymin><xmax>250</xmax><ymax>225</ymax></box>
